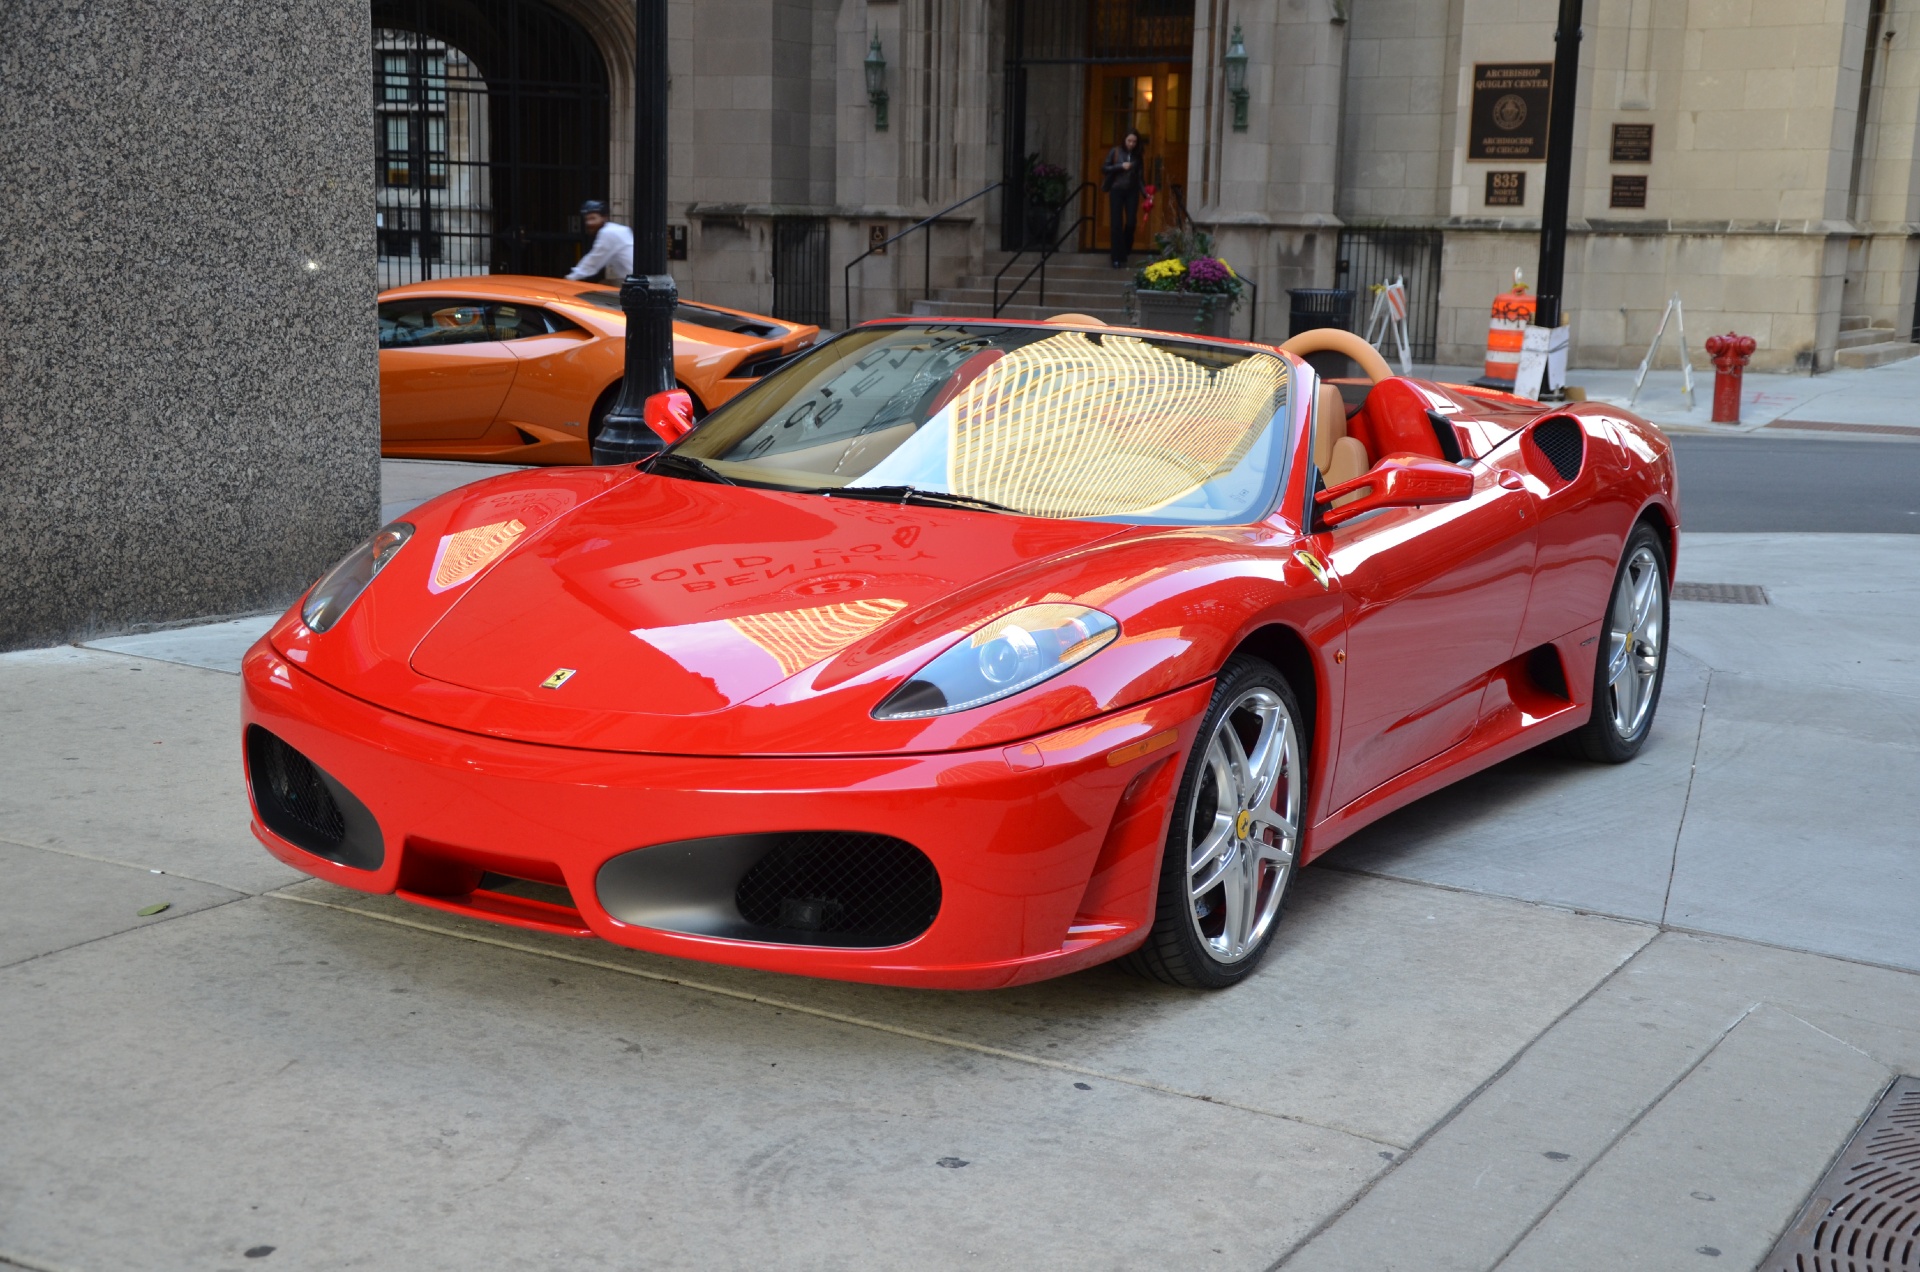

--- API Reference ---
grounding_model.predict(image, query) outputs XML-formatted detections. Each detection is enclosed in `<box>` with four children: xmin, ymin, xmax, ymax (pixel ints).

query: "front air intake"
<box><xmin>595</xmin><ymin>831</ymin><xmax>942</xmax><ymax>948</ymax></box>
<box><xmin>245</xmin><ymin>726</ymin><xmax>384</xmax><ymax>870</ymax></box>
<box><xmin>734</xmin><ymin>833</ymin><xmax>940</xmax><ymax>947</ymax></box>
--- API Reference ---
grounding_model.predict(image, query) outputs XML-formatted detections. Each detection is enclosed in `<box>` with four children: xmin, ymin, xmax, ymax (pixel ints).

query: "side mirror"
<box><xmin>644</xmin><ymin>389</ymin><xmax>697</xmax><ymax>444</ymax></box>
<box><xmin>1315</xmin><ymin>454</ymin><xmax>1474</xmax><ymax>527</ymax></box>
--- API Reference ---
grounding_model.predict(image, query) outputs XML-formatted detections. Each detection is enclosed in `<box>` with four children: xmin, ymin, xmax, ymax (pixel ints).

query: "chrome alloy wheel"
<box><xmin>1606</xmin><ymin>544</ymin><xmax>1665</xmax><ymax>739</ymax></box>
<box><xmin>1183</xmin><ymin>687</ymin><xmax>1302</xmax><ymax>964</ymax></box>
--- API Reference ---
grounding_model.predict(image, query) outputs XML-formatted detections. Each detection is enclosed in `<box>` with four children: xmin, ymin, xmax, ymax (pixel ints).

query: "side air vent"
<box><xmin>596</xmin><ymin>831</ymin><xmax>942</xmax><ymax>949</ymax></box>
<box><xmin>244</xmin><ymin>726</ymin><xmax>384</xmax><ymax>870</ymax></box>
<box><xmin>1531</xmin><ymin>416</ymin><xmax>1585</xmax><ymax>481</ymax></box>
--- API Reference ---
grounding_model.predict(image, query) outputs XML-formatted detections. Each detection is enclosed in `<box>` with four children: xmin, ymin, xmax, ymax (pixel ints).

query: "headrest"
<box><xmin>1045</xmin><ymin>313</ymin><xmax>1107</xmax><ymax>326</ymax></box>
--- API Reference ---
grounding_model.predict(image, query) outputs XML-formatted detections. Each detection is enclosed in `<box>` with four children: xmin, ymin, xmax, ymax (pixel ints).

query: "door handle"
<box><xmin>1497</xmin><ymin>470</ymin><xmax>1526</xmax><ymax>491</ymax></box>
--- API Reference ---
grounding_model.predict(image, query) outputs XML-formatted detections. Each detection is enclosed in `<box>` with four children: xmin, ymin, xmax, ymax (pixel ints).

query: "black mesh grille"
<box><xmin>734</xmin><ymin>833</ymin><xmax>940</xmax><ymax>948</ymax></box>
<box><xmin>249</xmin><ymin>728</ymin><xmax>345</xmax><ymax>846</ymax></box>
<box><xmin>1532</xmin><ymin>417</ymin><xmax>1585</xmax><ymax>481</ymax></box>
<box><xmin>245</xmin><ymin>726</ymin><xmax>383</xmax><ymax>870</ymax></box>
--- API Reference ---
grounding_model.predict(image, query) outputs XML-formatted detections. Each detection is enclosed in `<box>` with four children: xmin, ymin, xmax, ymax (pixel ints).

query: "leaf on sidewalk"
<box><xmin>138</xmin><ymin>902</ymin><xmax>171</xmax><ymax>917</ymax></box>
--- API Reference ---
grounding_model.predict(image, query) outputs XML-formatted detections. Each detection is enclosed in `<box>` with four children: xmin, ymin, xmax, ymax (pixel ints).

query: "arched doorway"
<box><xmin>373</xmin><ymin>0</ymin><xmax>609</xmax><ymax>286</ymax></box>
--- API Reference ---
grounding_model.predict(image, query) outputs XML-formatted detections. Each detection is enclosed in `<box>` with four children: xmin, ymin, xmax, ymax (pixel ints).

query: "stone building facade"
<box><xmin>511</xmin><ymin>0</ymin><xmax>1910</xmax><ymax>374</ymax></box>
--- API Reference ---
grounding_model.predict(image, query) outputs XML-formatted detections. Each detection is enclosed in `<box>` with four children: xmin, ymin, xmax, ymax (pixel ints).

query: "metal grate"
<box><xmin>772</xmin><ymin>217</ymin><xmax>830</xmax><ymax>329</ymax></box>
<box><xmin>1673</xmin><ymin>582</ymin><xmax>1770</xmax><ymax>605</ymax></box>
<box><xmin>1762</xmin><ymin>1076</ymin><xmax>1920</xmax><ymax>1271</ymax></box>
<box><xmin>1335</xmin><ymin>228</ymin><xmax>1444</xmax><ymax>363</ymax></box>
<box><xmin>248</xmin><ymin>727</ymin><xmax>345</xmax><ymax>848</ymax></box>
<box><xmin>735</xmin><ymin>832</ymin><xmax>941</xmax><ymax>948</ymax></box>
<box><xmin>1532</xmin><ymin>417</ymin><xmax>1585</xmax><ymax>481</ymax></box>
<box><xmin>372</xmin><ymin>0</ymin><xmax>610</xmax><ymax>288</ymax></box>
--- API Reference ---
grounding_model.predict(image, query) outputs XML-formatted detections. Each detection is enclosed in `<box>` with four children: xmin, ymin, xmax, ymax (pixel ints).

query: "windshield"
<box><xmin>665</xmin><ymin>323</ymin><xmax>1293</xmax><ymax>524</ymax></box>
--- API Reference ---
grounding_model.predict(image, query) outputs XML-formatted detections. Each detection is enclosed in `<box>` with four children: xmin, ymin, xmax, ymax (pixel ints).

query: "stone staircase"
<box><xmin>1834</xmin><ymin>314</ymin><xmax>1920</xmax><ymax>369</ymax></box>
<box><xmin>907</xmin><ymin>250</ymin><xmax>1137</xmax><ymax>324</ymax></box>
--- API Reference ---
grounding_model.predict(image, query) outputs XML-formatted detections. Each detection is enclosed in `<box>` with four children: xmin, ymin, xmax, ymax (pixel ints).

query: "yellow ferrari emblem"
<box><xmin>1235</xmin><ymin>809</ymin><xmax>1253</xmax><ymax>839</ymax></box>
<box><xmin>540</xmin><ymin>668</ymin><xmax>577</xmax><ymax>690</ymax></box>
<box><xmin>1294</xmin><ymin>550</ymin><xmax>1331</xmax><ymax>590</ymax></box>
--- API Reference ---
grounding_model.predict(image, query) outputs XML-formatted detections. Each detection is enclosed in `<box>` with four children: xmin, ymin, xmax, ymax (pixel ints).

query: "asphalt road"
<box><xmin>1671</xmin><ymin>435</ymin><xmax>1920</xmax><ymax>532</ymax></box>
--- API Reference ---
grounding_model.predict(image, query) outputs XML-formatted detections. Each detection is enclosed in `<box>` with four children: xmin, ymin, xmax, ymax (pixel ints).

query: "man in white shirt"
<box><xmin>566</xmin><ymin>200</ymin><xmax>634</xmax><ymax>282</ymax></box>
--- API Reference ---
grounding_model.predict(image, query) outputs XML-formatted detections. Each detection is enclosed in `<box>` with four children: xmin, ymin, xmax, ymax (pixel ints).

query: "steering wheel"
<box><xmin>1278</xmin><ymin>328</ymin><xmax>1394</xmax><ymax>384</ymax></box>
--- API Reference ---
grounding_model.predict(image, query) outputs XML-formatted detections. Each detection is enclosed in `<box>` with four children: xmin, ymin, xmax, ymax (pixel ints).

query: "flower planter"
<box><xmin>1132</xmin><ymin>289</ymin><xmax>1234</xmax><ymax>337</ymax></box>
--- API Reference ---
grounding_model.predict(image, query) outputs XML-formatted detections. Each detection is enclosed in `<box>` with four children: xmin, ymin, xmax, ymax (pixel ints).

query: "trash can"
<box><xmin>1287</xmin><ymin>288</ymin><xmax>1357</xmax><ymax>380</ymax></box>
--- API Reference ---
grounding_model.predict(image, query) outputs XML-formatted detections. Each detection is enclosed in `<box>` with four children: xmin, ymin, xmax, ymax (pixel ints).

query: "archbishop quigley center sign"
<box><xmin>1469</xmin><ymin>62</ymin><xmax>1553</xmax><ymax>161</ymax></box>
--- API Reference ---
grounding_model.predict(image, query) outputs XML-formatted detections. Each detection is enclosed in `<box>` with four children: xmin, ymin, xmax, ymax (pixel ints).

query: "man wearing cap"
<box><xmin>566</xmin><ymin>200</ymin><xmax>634</xmax><ymax>282</ymax></box>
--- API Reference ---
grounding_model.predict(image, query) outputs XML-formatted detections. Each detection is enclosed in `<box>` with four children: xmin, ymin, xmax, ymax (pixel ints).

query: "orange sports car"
<box><xmin>377</xmin><ymin>276</ymin><xmax>819</xmax><ymax>465</ymax></box>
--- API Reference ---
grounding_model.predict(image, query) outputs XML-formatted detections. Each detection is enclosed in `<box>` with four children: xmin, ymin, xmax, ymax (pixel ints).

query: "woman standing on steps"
<box><xmin>1102</xmin><ymin>130</ymin><xmax>1144</xmax><ymax>269</ymax></box>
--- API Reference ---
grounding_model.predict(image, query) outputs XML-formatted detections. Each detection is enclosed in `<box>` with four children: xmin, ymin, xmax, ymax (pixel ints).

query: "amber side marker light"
<box><xmin>1107</xmin><ymin>729</ymin><xmax>1178</xmax><ymax>767</ymax></box>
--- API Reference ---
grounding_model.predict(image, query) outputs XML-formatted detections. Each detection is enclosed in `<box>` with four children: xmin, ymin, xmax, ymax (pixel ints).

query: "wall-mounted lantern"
<box><xmin>865</xmin><ymin>36</ymin><xmax>889</xmax><ymax>131</ymax></box>
<box><xmin>1224</xmin><ymin>23</ymin><xmax>1249</xmax><ymax>132</ymax></box>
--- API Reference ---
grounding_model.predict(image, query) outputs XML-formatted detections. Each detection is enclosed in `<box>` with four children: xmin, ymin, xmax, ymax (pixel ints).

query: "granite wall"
<box><xmin>0</xmin><ymin>1</ymin><xmax>379</xmax><ymax>651</ymax></box>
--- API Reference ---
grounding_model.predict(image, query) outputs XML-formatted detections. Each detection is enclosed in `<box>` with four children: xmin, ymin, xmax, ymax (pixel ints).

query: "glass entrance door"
<box><xmin>1083</xmin><ymin>63</ymin><xmax>1189</xmax><ymax>255</ymax></box>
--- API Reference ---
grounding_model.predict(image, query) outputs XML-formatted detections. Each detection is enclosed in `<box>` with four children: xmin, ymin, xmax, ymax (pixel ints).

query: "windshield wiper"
<box><xmin>823</xmin><ymin>485</ymin><xmax>1018</xmax><ymax>514</ymax></box>
<box><xmin>649</xmin><ymin>452</ymin><xmax>737</xmax><ymax>485</ymax></box>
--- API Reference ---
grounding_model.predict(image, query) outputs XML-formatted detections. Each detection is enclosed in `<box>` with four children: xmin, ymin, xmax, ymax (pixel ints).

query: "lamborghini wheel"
<box><xmin>1558</xmin><ymin>522</ymin><xmax>1669</xmax><ymax>763</ymax></box>
<box><xmin>1126</xmin><ymin>656</ymin><xmax>1305</xmax><ymax>989</ymax></box>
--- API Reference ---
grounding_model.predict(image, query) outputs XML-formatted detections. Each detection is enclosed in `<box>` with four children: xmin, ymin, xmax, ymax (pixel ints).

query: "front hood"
<box><xmin>408</xmin><ymin>476</ymin><xmax>1115</xmax><ymax>718</ymax></box>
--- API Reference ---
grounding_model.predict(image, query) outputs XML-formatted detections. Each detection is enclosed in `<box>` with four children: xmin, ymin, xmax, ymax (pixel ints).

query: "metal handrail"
<box><xmin>992</xmin><ymin>181</ymin><xmax>1096</xmax><ymax>316</ymax></box>
<box><xmin>842</xmin><ymin>181</ymin><xmax>1003</xmax><ymax>329</ymax></box>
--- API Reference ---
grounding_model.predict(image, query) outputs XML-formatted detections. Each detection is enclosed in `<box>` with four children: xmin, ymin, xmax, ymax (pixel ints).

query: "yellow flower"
<box><xmin>1142</xmin><ymin>259</ymin><xmax>1186</xmax><ymax>283</ymax></box>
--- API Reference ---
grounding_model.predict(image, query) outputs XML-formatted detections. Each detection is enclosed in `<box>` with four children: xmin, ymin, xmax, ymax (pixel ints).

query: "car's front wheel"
<box><xmin>1125</xmin><ymin>656</ymin><xmax>1305</xmax><ymax>989</ymax></box>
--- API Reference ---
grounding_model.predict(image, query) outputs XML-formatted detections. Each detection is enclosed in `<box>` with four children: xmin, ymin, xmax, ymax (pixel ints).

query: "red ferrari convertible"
<box><xmin>243</xmin><ymin>321</ymin><xmax>1676</xmax><ymax>990</ymax></box>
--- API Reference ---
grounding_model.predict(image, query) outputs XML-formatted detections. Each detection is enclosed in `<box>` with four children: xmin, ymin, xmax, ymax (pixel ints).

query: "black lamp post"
<box><xmin>1533</xmin><ymin>0</ymin><xmax>1583</xmax><ymax>334</ymax></box>
<box><xmin>592</xmin><ymin>0</ymin><xmax>678</xmax><ymax>466</ymax></box>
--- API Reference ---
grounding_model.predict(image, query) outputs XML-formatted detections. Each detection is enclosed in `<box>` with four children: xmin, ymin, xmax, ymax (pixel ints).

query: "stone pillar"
<box><xmin>0</xmin><ymin>0</ymin><xmax>379</xmax><ymax>651</ymax></box>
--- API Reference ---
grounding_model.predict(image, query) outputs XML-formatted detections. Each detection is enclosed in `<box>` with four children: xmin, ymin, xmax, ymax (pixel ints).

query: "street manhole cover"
<box><xmin>1673</xmin><ymin>582</ymin><xmax>1769</xmax><ymax>605</ymax></box>
<box><xmin>1761</xmin><ymin>1075</ymin><xmax>1920</xmax><ymax>1270</ymax></box>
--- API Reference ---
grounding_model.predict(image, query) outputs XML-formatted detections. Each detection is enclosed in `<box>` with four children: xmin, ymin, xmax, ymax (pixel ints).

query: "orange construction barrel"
<box><xmin>1483</xmin><ymin>275</ymin><xmax>1535</xmax><ymax>386</ymax></box>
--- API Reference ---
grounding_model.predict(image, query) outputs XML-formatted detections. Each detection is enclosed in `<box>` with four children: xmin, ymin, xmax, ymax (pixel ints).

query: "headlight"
<box><xmin>872</xmin><ymin>604</ymin><xmax>1119</xmax><ymax>719</ymax></box>
<box><xmin>301</xmin><ymin>522</ymin><xmax>413</xmax><ymax>632</ymax></box>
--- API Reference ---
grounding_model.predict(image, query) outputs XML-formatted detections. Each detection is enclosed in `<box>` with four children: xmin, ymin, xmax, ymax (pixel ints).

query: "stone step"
<box><xmin>933</xmin><ymin>284</ymin><xmax>1134</xmax><ymax>308</ymax></box>
<box><xmin>909</xmin><ymin>298</ymin><xmax>1135</xmax><ymax>324</ymax></box>
<box><xmin>1833</xmin><ymin>339</ymin><xmax>1920</xmax><ymax>369</ymax></box>
<box><xmin>1837</xmin><ymin>313</ymin><xmax>1877</xmax><ymax>332</ymax></box>
<box><xmin>1836</xmin><ymin>323</ymin><xmax>1898</xmax><ymax>350</ymax></box>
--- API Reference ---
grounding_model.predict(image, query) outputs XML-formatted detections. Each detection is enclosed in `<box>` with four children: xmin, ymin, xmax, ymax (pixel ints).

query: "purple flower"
<box><xmin>1187</xmin><ymin>257</ymin><xmax>1230</xmax><ymax>285</ymax></box>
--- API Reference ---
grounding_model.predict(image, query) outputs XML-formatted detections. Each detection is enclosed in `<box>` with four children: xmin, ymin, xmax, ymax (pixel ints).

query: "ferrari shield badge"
<box><xmin>540</xmin><ymin>668</ymin><xmax>577</xmax><ymax>690</ymax></box>
<box><xmin>428</xmin><ymin>519</ymin><xmax>528</xmax><ymax>594</ymax></box>
<box><xmin>1294</xmin><ymin>550</ymin><xmax>1331</xmax><ymax>590</ymax></box>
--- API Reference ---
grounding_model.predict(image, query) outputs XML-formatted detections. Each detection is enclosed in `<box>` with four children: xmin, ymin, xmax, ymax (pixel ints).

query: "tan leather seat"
<box><xmin>1316</xmin><ymin>382</ymin><xmax>1371</xmax><ymax>509</ymax></box>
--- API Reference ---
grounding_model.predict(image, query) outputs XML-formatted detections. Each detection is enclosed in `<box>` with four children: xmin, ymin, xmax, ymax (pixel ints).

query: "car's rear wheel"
<box><xmin>1125</xmin><ymin>656</ymin><xmax>1305</xmax><ymax>989</ymax></box>
<box><xmin>1557</xmin><ymin>522</ymin><xmax>1669</xmax><ymax>763</ymax></box>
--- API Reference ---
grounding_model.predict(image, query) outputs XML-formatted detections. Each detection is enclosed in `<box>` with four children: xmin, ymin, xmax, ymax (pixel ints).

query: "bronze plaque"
<box><xmin>1610</xmin><ymin>174</ymin><xmax>1648</xmax><ymax>208</ymax></box>
<box><xmin>1611</xmin><ymin>122</ymin><xmax>1653</xmax><ymax>163</ymax></box>
<box><xmin>1469</xmin><ymin>63</ymin><xmax>1553</xmax><ymax>161</ymax></box>
<box><xmin>1485</xmin><ymin>171</ymin><xmax>1526</xmax><ymax>207</ymax></box>
<box><xmin>868</xmin><ymin>223</ymin><xmax>889</xmax><ymax>256</ymax></box>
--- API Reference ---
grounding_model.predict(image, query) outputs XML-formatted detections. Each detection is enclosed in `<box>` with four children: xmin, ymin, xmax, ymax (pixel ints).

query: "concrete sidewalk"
<box><xmin>3</xmin><ymin>533</ymin><xmax>1916</xmax><ymax>1271</ymax></box>
<box><xmin>1415</xmin><ymin>353</ymin><xmax>1920</xmax><ymax>439</ymax></box>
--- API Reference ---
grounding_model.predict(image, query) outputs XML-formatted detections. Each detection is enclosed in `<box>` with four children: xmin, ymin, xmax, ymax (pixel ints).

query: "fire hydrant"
<box><xmin>1704</xmin><ymin>333</ymin><xmax>1756</xmax><ymax>423</ymax></box>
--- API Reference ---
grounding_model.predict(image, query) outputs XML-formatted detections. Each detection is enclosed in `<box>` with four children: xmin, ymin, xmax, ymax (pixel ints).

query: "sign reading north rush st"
<box><xmin>1469</xmin><ymin>62</ymin><xmax>1553</xmax><ymax>162</ymax></box>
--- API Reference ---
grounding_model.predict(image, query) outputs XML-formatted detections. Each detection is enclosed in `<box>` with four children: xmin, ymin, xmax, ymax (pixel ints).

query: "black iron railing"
<box><xmin>842</xmin><ymin>182</ymin><xmax>1002</xmax><ymax>329</ymax></box>
<box><xmin>992</xmin><ymin>182</ymin><xmax>1096</xmax><ymax>316</ymax></box>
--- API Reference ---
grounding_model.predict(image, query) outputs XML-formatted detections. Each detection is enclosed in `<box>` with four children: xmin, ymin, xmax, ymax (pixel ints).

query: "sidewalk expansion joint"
<box><xmin>1268</xmin><ymin>922</ymin><xmax>1660</xmax><ymax>1271</ymax></box>
<box><xmin>0</xmin><ymin>833</ymin><xmax>246</xmax><ymax>895</ymax></box>
<box><xmin>262</xmin><ymin>890</ymin><xmax>1403</xmax><ymax>1150</ymax></box>
<box><xmin>1661</xmin><ymin>668</ymin><xmax>1714</xmax><ymax>928</ymax></box>
<box><xmin>1483</xmin><ymin>1001</ymin><xmax>1763</xmax><ymax>1271</ymax></box>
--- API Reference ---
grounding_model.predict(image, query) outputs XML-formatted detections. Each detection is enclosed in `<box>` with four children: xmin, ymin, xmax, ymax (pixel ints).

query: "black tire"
<box><xmin>1557</xmin><ymin>522</ymin><xmax>1670</xmax><ymax>763</ymax></box>
<box><xmin>1124</xmin><ymin>655</ymin><xmax>1307</xmax><ymax>989</ymax></box>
